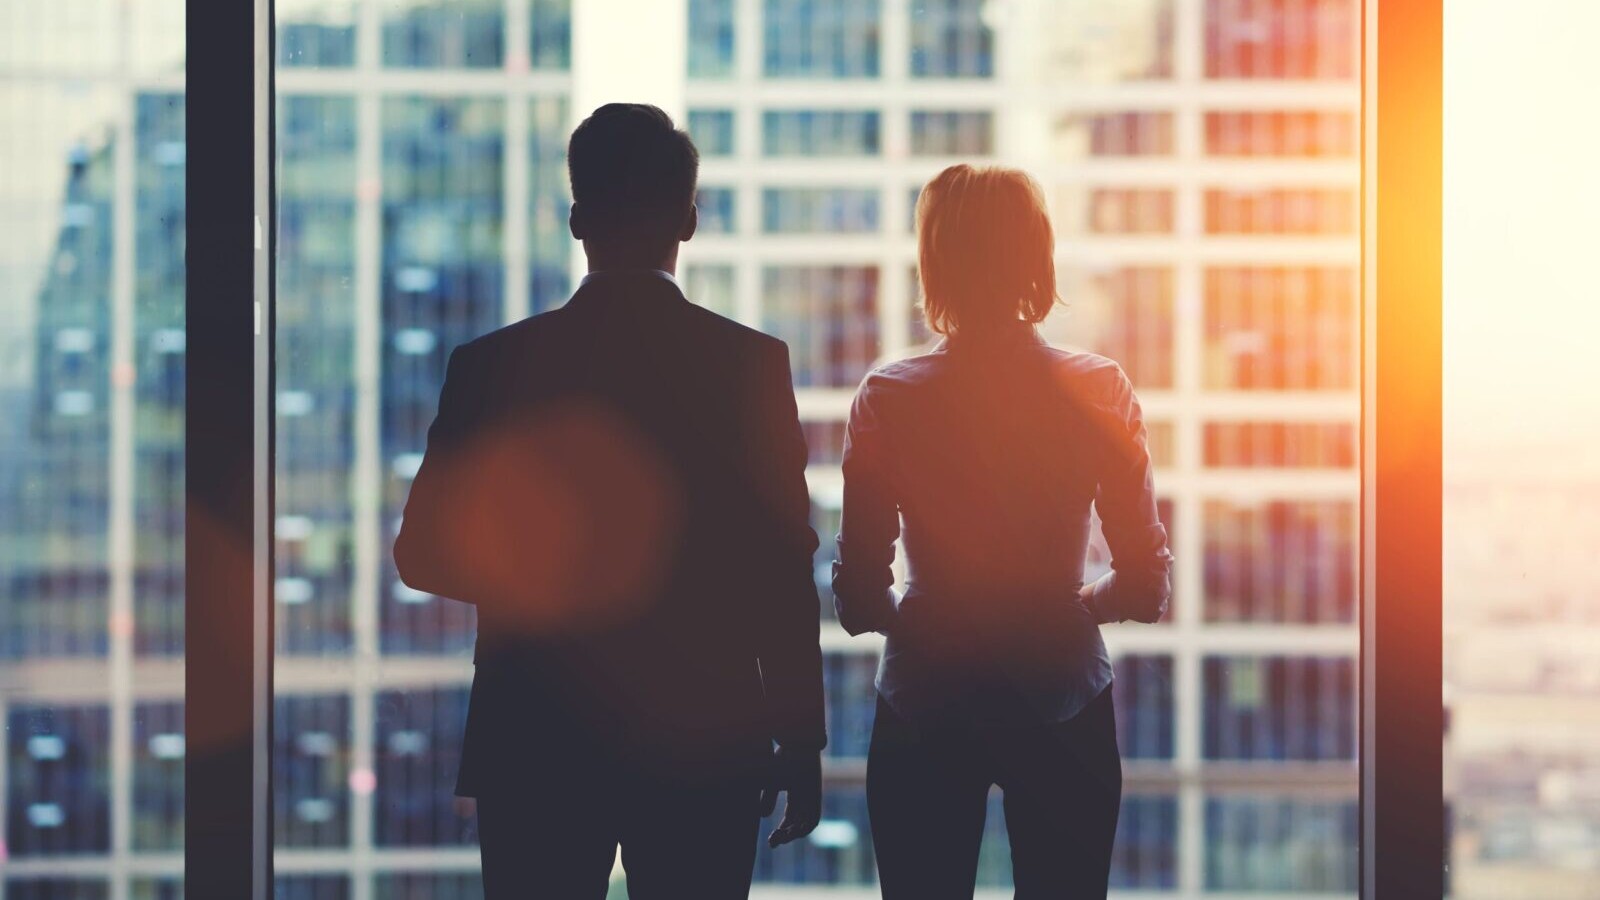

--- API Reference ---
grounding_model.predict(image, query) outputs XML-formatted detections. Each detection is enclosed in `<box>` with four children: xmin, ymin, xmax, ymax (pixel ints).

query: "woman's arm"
<box><xmin>1085</xmin><ymin>364</ymin><xmax>1174</xmax><ymax>624</ymax></box>
<box><xmin>832</xmin><ymin>374</ymin><xmax>901</xmax><ymax>636</ymax></box>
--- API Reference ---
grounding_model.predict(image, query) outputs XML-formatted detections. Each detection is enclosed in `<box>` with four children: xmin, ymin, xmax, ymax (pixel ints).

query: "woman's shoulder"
<box><xmin>1039</xmin><ymin>346</ymin><xmax>1136</xmax><ymax>408</ymax></box>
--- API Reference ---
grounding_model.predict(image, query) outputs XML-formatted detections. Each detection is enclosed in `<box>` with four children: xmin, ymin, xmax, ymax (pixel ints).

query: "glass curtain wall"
<box><xmin>271</xmin><ymin>0</ymin><xmax>1360</xmax><ymax>896</ymax></box>
<box><xmin>0</xmin><ymin>1</ymin><xmax>187</xmax><ymax>897</ymax></box>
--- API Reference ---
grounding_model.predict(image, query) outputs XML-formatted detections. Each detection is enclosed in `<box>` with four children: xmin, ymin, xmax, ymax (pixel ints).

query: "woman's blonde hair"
<box><xmin>916</xmin><ymin>164</ymin><xmax>1059</xmax><ymax>337</ymax></box>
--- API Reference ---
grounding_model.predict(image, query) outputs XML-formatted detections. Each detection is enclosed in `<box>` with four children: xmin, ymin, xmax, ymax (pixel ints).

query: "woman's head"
<box><xmin>915</xmin><ymin>164</ymin><xmax>1059</xmax><ymax>337</ymax></box>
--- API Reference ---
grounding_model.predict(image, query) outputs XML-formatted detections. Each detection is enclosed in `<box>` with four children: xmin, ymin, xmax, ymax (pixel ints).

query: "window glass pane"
<box><xmin>1205</xmin><ymin>187</ymin><xmax>1357</xmax><ymax>235</ymax></box>
<box><xmin>1204</xmin><ymin>0</ymin><xmax>1357</xmax><ymax>80</ymax></box>
<box><xmin>689</xmin><ymin>0</ymin><xmax>737</xmax><ymax>78</ymax></box>
<box><xmin>1035</xmin><ymin>0</ymin><xmax>1175</xmax><ymax>82</ymax></box>
<box><xmin>687</xmin><ymin>108</ymin><xmax>736</xmax><ymax>156</ymax></box>
<box><xmin>1206</xmin><ymin>110</ymin><xmax>1358</xmax><ymax>157</ymax></box>
<box><xmin>763</xmin><ymin>0</ymin><xmax>882</xmax><ymax>78</ymax></box>
<box><xmin>2</xmin><ymin>4</ymin><xmax>184</xmax><ymax>891</ymax></box>
<box><xmin>1446</xmin><ymin>6</ymin><xmax>1600</xmax><ymax>897</ymax></box>
<box><xmin>1204</xmin><ymin>266</ymin><xmax>1358</xmax><ymax>390</ymax></box>
<box><xmin>696</xmin><ymin>186</ymin><xmax>738</xmax><ymax>234</ymax></box>
<box><xmin>528</xmin><ymin>0</ymin><xmax>573</xmax><ymax>71</ymax></box>
<box><xmin>762</xmin><ymin>266</ymin><xmax>881</xmax><ymax>387</ymax></box>
<box><xmin>278</xmin><ymin>0</ymin><xmax>359</xmax><ymax>68</ymax></box>
<box><xmin>909</xmin><ymin>0</ymin><xmax>994</xmax><ymax>78</ymax></box>
<box><xmin>1204</xmin><ymin>500</ymin><xmax>1356</xmax><ymax>623</ymax></box>
<box><xmin>762</xmin><ymin>110</ymin><xmax>881</xmax><ymax>157</ymax></box>
<box><xmin>1052</xmin><ymin>111</ymin><xmax>1175</xmax><ymax>158</ymax></box>
<box><xmin>681</xmin><ymin>263</ymin><xmax>738</xmax><ymax>318</ymax></box>
<box><xmin>269</xmin><ymin>0</ymin><xmax>1359</xmax><ymax>892</ymax></box>
<box><xmin>909</xmin><ymin>110</ymin><xmax>994</xmax><ymax>156</ymax></box>
<box><xmin>762</xmin><ymin>188</ymin><xmax>880</xmax><ymax>234</ymax></box>
<box><xmin>382</xmin><ymin>0</ymin><xmax>505</xmax><ymax>69</ymax></box>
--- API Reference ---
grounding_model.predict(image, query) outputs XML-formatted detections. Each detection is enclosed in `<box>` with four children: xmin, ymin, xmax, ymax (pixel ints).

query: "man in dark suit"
<box><xmin>393</xmin><ymin>103</ymin><xmax>826</xmax><ymax>898</ymax></box>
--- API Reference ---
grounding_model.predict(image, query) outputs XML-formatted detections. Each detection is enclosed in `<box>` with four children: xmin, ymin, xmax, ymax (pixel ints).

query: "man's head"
<box><xmin>567</xmin><ymin>103</ymin><xmax>699</xmax><ymax>266</ymax></box>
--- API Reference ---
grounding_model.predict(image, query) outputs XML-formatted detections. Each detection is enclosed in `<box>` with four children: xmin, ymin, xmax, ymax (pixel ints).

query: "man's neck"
<box><xmin>582</xmin><ymin>243</ymin><xmax>678</xmax><ymax>277</ymax></box>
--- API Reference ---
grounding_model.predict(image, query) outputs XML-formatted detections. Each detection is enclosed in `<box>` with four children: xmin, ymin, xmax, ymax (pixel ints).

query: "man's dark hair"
<box><xmin>567</xmin><ymin>103</ymin><xmax>699</xmax><ymax>246</ymax></box>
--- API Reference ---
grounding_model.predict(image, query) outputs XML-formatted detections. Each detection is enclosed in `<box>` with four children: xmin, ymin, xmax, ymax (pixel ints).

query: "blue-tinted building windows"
<box><xmin>909</xmin><ymin>0</ymin><xmax>994</xmax><ymax>77</ymax></box>
<box><xmin>5</xmin><ymin>704</ymin><xmax>111</xmax><ymax>856</ymax></box>
<box><xmin>763</xmin><ymin>188</ymin><xmax>880</xmax><ymax>234</ymax></box>
<box><xmin>909</xmin><ymin>110</ymin><xmax>994</xmax><ymax>156</ymax></box>
<box><xmin>528</xmin><ymin>0</ymin><xmax>573</xmax><ymax>70</ymax></box>
<box><xmin>687</xmin><ymin>108</ymin><xmax>736</xmax><ymax>156</ymax></box>
<box><xmin>373</xmin><ymin>873</ymin><xmax>484</xmax><ymax>899</ymax></box>
<box><xmin>5</xmin><ymin>882</ymin><xmax>109</xmax><ymax>900</ymax></box>
<box><xmin>1116</xmin><ymin>655</ymin><xmax>1175</xmax><ymax>760</ymax></box>
<box><xmin>696</xmin><ymin>186</ymin><xmax>738</xmax><ymax>233</ymax></box>
<box><xmin>132</xmin><ymin>92</ymin><xmax>186</xmax><ymax>659</ymax></box>
<box><xmin>373</xmin><ymin>687</ymin><xmax>475</xmax><ymax>847</ymax></box>
<box><xmin>689</xmin><ymin>0</ymin><xmax>737</xmax><ymax>77</ymax></box>
<box><xmin>382</xmin><ymin>0</ymin><xmax>505</xmax><ymax>69</ymax></box>
<box><xmin>131</xmin><ymin>701</ymin><xmax>184</xmax><ymax>851</ymax></box>
<box><xmin>277</xmin><ymin>94</ymin><xmax>359</xmax><ymax>656</ymax></box>
<box><xmin>763</xmin><ymin>0</ymin><xmax>882</xmax><ymax>78</ymax></box>
<box><xmin>275</xmin><ymin>694</ymin><xmax>352</xmax><ymax>848</ymax></box>
<box><xmin>1205</xmin><ymin>796</ymin><xmax>1358</xmax><ymax>891</ymax></box>
<box><xmin>379</xmin><ymin>96</ymin><xmax>504</xmax><ymax>655</ymax></box>
<box><xmin>278</xmin><ymin>2</ymin><xmax>358</xmax><ymax>67</ymax></box>
<box><xmin>822</xmin><ymin>651</ymin><xmax>876</xmax><ymax>758</ymax></box>
<box><xmin>528</xmin><ymin>95</ymin><xmax>571</xmax><ymax>314</ymax></box>
<box><xmin>762</xmin><ymin>110</ymin><xmax>881</xmax><ymax>156</ymax></box>
<box><xmin>276</xmin><ymin>876</ymin><xmax>352</xmax><ymax>900</ymax></box>
<box><xmin>1203</xmin><ymin>656</ymin><xmax>1356</xmax><ymax>761</ymax></box>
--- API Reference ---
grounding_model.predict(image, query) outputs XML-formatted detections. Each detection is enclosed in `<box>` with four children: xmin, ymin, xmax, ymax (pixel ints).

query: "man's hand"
<box><xmin>760</xmin><ymin>746</ymin><xmax>822</xmax><ymax>848</ymax></box>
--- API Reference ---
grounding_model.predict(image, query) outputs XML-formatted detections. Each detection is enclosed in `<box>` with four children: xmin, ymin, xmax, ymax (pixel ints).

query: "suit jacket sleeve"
<box><xmin>746</xmin><ymin>343</ymin><xmax>828</xmax><ymax>752</ymax></box>
<box><xmin>393</xmin><ymin>345</ymin><xmax>481</xmax><ymax>603</ymax></box>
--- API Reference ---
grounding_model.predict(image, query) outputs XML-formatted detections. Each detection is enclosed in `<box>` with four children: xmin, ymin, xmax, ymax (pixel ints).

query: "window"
<box><xmin>763</xmin><ymin>0</ymin><xmax>882</xmax><ymax>78</ymax></box>
<box><xmin>1</xmin><ymin>2</ymin><xmax>187</xmax><ymax>892</ymax></box>
<box><xmin>762</xmin><ymin>110</ymin><xmax>881</xmax><ymax>157</ymax></box>
<box><xmin>1206</xmin><ymin>110</ymin><xmax>1358</xmax><ymax>157</ymax></box>
<box><xmin>909</xmin><ymin>0</ymin><xmax>994</xmax><ymax>78</ymax></box>
<box><xmin>909</xmin><ymin>110</ymin><xmax>994</xmax><ymax>156</ymax></box>
<box><xmin>258</xmin><ymin>0</ymin><xmax>1370</xmax><ymax>893</ymax></box>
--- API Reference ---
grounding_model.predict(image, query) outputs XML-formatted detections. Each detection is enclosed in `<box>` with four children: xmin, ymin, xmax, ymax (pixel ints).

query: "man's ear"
<box><xmin>569</xmin><ymin>202</ymin><xmax>587</xmax><ymax>240</ymax></box>
<box><xmin>678</xmin><ymin>203</ymin><xmax>698</xmax><ymax>244</ymax></box>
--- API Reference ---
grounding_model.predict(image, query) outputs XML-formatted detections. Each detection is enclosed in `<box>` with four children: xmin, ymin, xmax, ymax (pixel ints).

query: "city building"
<box><xmin>0</xmin><ymin>1</ymin><xmax>1360</xmax><ymax>897</ymax></box>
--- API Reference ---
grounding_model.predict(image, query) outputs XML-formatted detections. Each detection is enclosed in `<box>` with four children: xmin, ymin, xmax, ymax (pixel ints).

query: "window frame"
<box><xmin>181</xmin><ymin>1</ymin><xmax>1445</xmax><ymax>895</ymax></box>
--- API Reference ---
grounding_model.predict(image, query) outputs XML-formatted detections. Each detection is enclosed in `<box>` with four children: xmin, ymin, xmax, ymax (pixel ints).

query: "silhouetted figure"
<box><xmin>394</xmin><ymin>103</ymin><xmax>826</xmax><ymax>899</ymax></box>
<box><xmin>832</xmin><ymin>165</ymin><xmax>1174</xmax><ymax>898</ymax></box>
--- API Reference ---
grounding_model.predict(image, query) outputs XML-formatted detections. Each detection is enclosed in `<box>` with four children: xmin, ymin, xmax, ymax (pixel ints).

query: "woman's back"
<box><xmin>834</xmin><ymin>323</ymin><xmax>1169</xmax><ymax>725</ymax></box>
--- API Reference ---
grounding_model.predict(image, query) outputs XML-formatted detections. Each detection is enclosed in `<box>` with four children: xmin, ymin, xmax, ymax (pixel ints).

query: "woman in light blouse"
<box><xmin>832</xmin><ymin>164</ymin><xmax>1173</xmax><ymax>898</ymax></box>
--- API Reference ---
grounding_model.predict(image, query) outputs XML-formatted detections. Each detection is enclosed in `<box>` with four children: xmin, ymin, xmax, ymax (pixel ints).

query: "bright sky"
<box><xmin>1445</xmin><ymin>1</ymin><xmax>1600</xmax><ymax>472</ymax></box>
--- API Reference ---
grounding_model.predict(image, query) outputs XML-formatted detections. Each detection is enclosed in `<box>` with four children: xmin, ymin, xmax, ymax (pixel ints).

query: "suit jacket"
<box><xmin>393</xmin><ymin>271</ymin><xmax>826</xmax><ymax>794</ymax></box>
